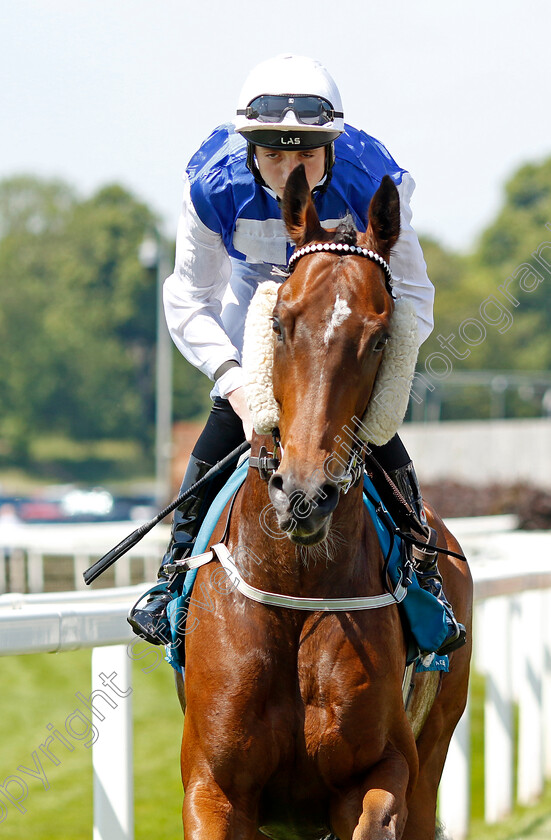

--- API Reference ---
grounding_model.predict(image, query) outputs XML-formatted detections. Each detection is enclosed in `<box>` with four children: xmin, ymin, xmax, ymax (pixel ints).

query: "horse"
<box><xmin>174</xmin><ymin>165</ymin><xmax>473</xmax><ymax>840</ymax></box>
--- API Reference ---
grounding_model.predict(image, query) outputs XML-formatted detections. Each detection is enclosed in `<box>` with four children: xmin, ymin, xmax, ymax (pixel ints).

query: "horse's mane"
<box><xmin>332</xmin><ymin>215</ymin><xmax>358</xmax><ymax>246</ymax></box>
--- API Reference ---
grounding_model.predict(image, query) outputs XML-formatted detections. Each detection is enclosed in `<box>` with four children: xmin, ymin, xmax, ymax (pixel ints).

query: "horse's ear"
<box><xmin>365</xmin><ymin>175</ymin><xmax>401</xmax><ymax>257</ymax></box>
<box><xmin>282</xmin><ymin>164</ymin><xmax>329</xmax><ymax>246</ymax></box>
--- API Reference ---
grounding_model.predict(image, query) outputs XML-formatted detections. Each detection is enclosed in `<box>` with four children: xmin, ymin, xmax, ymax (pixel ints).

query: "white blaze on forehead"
<box><xmin>323</xmin><ymin>294</ymin><xmax>351</xmax><ymax>344</ymax></box>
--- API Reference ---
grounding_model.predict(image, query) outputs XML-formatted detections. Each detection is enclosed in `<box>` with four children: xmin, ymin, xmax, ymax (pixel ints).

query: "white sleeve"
<box><xmin>163</xmin><ymin>176</ymin><xmax>241</xmax><ymax>386</ymax></box>
<box><xmin>389</xmin><ymin>173</ymin><xmax>435</xmax><ymax>346</ymax></box>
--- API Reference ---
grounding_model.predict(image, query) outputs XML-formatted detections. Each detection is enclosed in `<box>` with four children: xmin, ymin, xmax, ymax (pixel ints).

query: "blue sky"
<box><xmin>2</xmin><ymin>0</ymin><xmax>550</xmax><ymax>251</ymax></box>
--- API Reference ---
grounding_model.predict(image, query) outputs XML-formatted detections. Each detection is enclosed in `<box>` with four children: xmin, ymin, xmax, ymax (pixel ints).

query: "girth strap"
<box><xmin>178</xmin><ymin>543</ymin><xmax>408</xmax><ymax>612</ymax></box>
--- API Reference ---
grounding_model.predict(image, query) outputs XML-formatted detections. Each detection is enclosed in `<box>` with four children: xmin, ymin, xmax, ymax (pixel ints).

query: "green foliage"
<box><xmin>173</xmin><ymin>356</ymin><xmax>212</xmax><ymax>426</ymax></box>
<box><xmin>0</xmin><ymin>175</ymin><xmax>210</xmax><ymax>467</ymax></box>
<box><xmin>415</xmin><ymin>156</ymin><xmax>551</xmax><ymax>421</ymax></box>
<box><xmin>2</xmin><ymin>155</ymin><xmax>551</xmax><ymax>465</ymax></box>
<box><xmin>0</xmin><ymin>175</ymin><xmax>75</xmax><ymax>239</ymax></box>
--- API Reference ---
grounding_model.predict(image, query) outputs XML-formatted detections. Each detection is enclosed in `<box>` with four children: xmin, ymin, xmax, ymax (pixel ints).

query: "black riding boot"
<box><xmin>127</xmin><ymin>455</ymin><xmax>214</xmax><ymax>645</ymax></box>
<box><xmin>388</xmin><ymin>462</ymin><xmax>467</xmax><ymax>656</ymax></box>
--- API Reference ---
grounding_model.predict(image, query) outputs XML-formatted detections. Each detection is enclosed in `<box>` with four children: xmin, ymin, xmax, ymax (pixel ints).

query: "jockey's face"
<box><xmin>255</xmin><ymin>146</ymin><xmax>326</xmax><ymax>199</ymax></box>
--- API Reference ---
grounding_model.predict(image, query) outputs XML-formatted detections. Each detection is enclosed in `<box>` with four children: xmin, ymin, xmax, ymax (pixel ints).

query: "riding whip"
<box><xmin>82</xmin><ymin>440</ymin><xmax>251</xmax><ymax>585</ymax></box>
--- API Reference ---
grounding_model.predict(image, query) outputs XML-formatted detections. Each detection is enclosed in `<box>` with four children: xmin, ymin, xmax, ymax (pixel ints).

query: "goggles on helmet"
<box><xmin>237</xmin><ymin>94</ymin><xmax>343</xmax><ymax>126</ymax></box>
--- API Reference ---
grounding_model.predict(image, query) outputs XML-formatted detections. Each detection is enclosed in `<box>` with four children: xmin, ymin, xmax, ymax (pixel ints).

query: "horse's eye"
<box><xmin>373</xmin><ymin>333</ymin><xmax>390</xmax><ymax>352</ymax></box>
<box><xmin>272</xmin><ymin>317</ymin><xmax>283</xmax><ymax>340</ymax></box>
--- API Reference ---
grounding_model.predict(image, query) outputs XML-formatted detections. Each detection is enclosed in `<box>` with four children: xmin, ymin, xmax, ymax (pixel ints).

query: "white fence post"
<box><xmin>27</xmin><ymin>551</ymin><xmax>44</xmax><ymax>593</ymax></box>
<box><xmin>0</xmin><ymin>552</ymin><xmax>6</xmax><ymax>594</ymax></box>
<box><xmin>544</xmin><ymin>590</ymin><xmax>551</xmax><ymax>778</ymax></box>
<box><xmin>439</xmin><ymin>697</ymin><xmax>470</xmax><ymax>840</ymax></box>
<box><xmin>74</xmin><ymin>554</ymin><xmax>91</xmax><ymax>591</ymax></box>
<box><xmin>114</xmin><ymin>554</ymin><xmax>132</xmax><ymax>587</ymax></box>
<box><xmin>92</xmin><ymin>645</ymin><xmax>134</xmax><ymax>840</ymax></box>
<box><xmin>517</xmin><ymin>589</ymin><xmax>544</xmax><ymax>805</ymax></box>
<box><xmin>483</xmin><ymin>596</ymin><xmax>514</xmax><ymax>822</ymax></box>
<box><xmin>9</xmin><ymin>548</ymin><xmax>26</xmax><ymax>592</ymax></box>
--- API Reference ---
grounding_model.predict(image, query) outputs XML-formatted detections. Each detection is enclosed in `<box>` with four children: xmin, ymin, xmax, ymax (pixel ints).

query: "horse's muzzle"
<box><xmin>267</xmin><ymin>472</ymin><xmax>340</xmax><ymax>544</ymax></box>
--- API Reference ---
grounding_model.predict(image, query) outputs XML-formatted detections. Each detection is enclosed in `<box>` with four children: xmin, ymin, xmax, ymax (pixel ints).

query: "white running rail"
<box><xmin>0</xmin><ymin>520</ymin><xmax>170</xmax><ymax>593</ymax></box>
<box><xmin>1</xmin><ymin>517</ymin><xmax>551</xmax><ymax>839</ymax></box>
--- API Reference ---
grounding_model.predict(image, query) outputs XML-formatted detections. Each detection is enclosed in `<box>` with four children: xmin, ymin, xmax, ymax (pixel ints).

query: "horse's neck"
<box><xmin>232</xmin><ymin>474</ymin><xmax>381</xmax><ymax>596</ymax></box>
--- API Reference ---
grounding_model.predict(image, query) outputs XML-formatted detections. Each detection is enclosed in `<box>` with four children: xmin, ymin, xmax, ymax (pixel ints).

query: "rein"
<box><xmin>249</xmin><ymin>442</ymin><xmax>467</xmax><ymax>565</ymax></box>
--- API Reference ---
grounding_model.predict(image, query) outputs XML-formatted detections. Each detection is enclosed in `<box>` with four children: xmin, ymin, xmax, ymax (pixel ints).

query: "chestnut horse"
<box><xmin>176</xmin><ymin>167</ymin><xmax>472</xmax><ymax>840</ymax></box>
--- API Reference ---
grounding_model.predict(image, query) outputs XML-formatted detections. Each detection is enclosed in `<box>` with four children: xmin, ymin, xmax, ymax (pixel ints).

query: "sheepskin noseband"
<box><xmin>242</xmin><ymin>281</ymin><xmax>419</xmax><ymax>445</ymax></box>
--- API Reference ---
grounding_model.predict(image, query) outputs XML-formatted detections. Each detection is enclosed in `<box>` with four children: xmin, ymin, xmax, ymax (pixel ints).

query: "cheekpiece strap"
<box><xmin>249</xmin><ymin>445</ymin><xmax>280</xmax><ymax>482</ymax></box>
<box><xmin>288</xmin><ymin>242</ymin><xmax>394</xmax><ymax>295</ymax></box>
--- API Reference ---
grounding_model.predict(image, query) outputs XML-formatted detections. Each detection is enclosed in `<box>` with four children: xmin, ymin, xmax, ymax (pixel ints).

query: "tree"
<box><xmin>2</xmin><ymin>155</ymin><xmax>551</xmax><ymax>466</ymax></box>
<box><xmin>413</xmin><ymin>158</ymin><xmax>551</xmax><ymax>421</ymax></box>
<box><xmin>0</xmin><ymin>175</ymin><xmax>213</xmax><ymax>465</ymax></box>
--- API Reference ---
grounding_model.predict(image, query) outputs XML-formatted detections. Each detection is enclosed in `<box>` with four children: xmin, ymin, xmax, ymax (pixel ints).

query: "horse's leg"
<box><xmin>354</xmin><ymin>751</ymin><xmax>410</xmax><ymax>840</ymax></box>
<box><xmin>182</xmin><ymin>775</ymin><xmax>260</xmax><ymax>840</ymax></box>
<box><xmin>402</xmin><ymin>643</ymin><xmax>471</xmax><ymax>840</ymax></box>
<box><xmin>331</xmin><ymin>747</ymin><xmax>411</xmax><ymax>840</ymax></box>
<box><xmin>399</xmin><ymin>745</ymin><xmax>443</xmax><ymax>840</ymax></box>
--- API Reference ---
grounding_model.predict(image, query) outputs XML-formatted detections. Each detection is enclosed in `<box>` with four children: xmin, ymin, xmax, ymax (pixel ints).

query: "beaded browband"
<box><xmin>287</xmin><ymin>242</ymin><xmax>394</xmax><ymax>294</ymax></box>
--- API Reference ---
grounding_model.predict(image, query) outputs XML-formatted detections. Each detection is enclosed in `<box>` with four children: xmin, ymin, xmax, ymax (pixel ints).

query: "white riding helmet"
<box><xmin>235</xmin><ymin>54</ymin><xmax>345</xmax><ymax>150</ymax></box>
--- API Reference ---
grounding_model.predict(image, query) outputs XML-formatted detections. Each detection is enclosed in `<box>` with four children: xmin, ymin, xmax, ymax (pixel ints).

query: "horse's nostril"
<box><xmin>269</xmin><ymin>473</ymin><xmax>284</xmax><ymax>494</ymax></box>
<box><xmin>268</xmin><ymin>472</ymin><xmax>340</xmax><ymax>523</ymax></box>
<box><xmin>319</xmin><ymin>482</ymin><xmax>339</xmax><ymax>514</ymax></box>
<box><xmin>268</xmin><ymin>473</ymin><xmax>290</xmax><ymax>513</ymax></box>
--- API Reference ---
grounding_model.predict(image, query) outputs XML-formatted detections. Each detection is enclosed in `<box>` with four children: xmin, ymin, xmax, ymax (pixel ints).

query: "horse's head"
<box><xmin>264</xmin><ymin>164</ymin><xmax>402</xmax><ymax>545</ymax></box>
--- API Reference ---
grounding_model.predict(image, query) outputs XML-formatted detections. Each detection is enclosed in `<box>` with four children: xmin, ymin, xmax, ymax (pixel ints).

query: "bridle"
<box><xmin>288</xmin><ymin>241</ymin><xmax>394</xmax><ymax>297</ymax></box>
<box><xmin>249</xmin><ymin>241</ymin><xmax>395</xmax><ymax>489</ymax></box>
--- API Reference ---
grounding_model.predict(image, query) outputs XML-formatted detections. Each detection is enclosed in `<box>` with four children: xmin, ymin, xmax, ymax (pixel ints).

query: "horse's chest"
<box><xmin>294</xmin><ymin>616</ymin><xmax>406</xmax><ymax>778</ymax></box>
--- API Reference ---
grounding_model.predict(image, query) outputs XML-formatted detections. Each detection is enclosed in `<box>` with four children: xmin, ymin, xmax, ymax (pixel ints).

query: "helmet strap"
<box><xmin>246</xmin><ymin>143</ymin><xmax>269</xmax><ymax>188</ymax></box>
<box><xmin>314</xmin><ymin>142</ymin><xmax>334</xmax><ymax>195</ymax></box>
<box><xmin>245</xmin><ymin>142</ymin><xmax>335</xmax><ymax>194</ymax></box>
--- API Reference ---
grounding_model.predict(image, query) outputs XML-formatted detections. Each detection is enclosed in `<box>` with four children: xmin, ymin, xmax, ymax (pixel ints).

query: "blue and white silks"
<box><xmin>186</xmin><ymin>122</ymin><xmax>407</xmax><ymax>266</ymax></box>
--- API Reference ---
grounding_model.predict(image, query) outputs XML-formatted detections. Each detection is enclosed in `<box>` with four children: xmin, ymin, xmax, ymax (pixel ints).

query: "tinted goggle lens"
<box><xmin>242</xmin><ymin>95</ymin><xmax>342</xmax><ymax>126</ymax></box>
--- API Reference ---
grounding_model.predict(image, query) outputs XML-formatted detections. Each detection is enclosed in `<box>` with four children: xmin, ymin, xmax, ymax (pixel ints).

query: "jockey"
<box><xmin>128</xmin><ymin>54</ymin><xmax>466</xmax><ymax>656</ymax></box>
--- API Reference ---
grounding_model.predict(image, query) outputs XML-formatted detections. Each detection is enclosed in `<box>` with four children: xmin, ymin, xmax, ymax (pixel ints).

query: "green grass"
<box><xmin>470</xmin><ymin>669</ymin><xmax>486</xmax><ymax>820</ymax></box>
<box><xmin>1</xmin><ymin>655</ymin><xmax>550</xmax><ymax>839</ymax></box>
<box><xmin>0</xmin><ymin>435</ymin><xmax>154</xmax><ymax>489</ymax></box>
<box><xmin>467</xmin><ymin>671</ymin><xmax>551</xmax><ymax>840</ymax></box>
<box><xmin>0</xmin><ymin>647</ymin><xmax>183</xmax><ymax>839</ymax></box>
<box><xmin>468</xmin><ymin>783</ymin><xmax>551</xmax><ymax>840</ymax></box>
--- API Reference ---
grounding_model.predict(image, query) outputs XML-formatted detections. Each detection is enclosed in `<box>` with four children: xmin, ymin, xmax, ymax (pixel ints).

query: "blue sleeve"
<box><xmin>336</xmin><ymin>124</ymin><xmax>407</xmax><ymax>186</ymax></box>
<box><xmin>189</xmin><ymin>174</ymin><xmax>231</xmax><ymax>235</ymax></box>
<box><xmin>186</xmin><ymin>124</ymin><xmax>248</xmax><ymax>236</ymax></box>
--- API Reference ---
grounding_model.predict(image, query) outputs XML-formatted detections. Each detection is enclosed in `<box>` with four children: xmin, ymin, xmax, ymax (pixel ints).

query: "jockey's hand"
<box><xmin>227</xmin><ymin>386</ymin><xmax>254</xmax><ymax>442</ymax></box>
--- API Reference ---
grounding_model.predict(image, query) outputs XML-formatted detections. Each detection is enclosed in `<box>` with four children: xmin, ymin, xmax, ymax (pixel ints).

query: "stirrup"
<box><xmin>388</xmin><ymin>463</ymin><xmax>467</xmax><ymax>656</ymax></box>
<box><xmin>127</xmin><ymin>581</ymin><xmax>175</xmax><ymax>646</ymax></box>
<box><xmin>438</xmin><ymin>607</ymin><xmax>467</xmax><ymax>655</ymax></box>
<box><xmin>413</xmin><ymin>540</ymin><xmax>466</xmax><ymax>655</ymax></box>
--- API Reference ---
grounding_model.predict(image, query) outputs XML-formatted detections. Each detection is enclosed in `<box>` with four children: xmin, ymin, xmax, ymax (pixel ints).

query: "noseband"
<box><xmin>249</xmin><ymin>432</ymin><xmax>364</xmax><ymax>494</ymax></box>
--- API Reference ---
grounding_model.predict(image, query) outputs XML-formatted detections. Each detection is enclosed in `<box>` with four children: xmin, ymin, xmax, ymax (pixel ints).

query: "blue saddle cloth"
<box><xmin>166</xmin><ymin>459</ymin><xmax>448</xmax><ymax>671</ymax></box>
